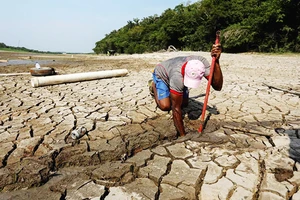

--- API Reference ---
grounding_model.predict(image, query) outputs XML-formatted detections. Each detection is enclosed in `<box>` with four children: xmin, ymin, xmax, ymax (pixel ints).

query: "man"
<box><xmin>149</xmin><ymin>44</ymin><xmax>223</xmax><ymax>136</ymax></box>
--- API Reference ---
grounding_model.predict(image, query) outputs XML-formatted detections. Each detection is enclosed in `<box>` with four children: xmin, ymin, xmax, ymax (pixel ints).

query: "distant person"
<box><xmin>148</xmin><ymin>43</ymin><xmax>223</xmax><ymax>137</ymax></box>
<box><xmin>35</xmin><ymin>62</ymin><xmax>41</xmax><ymax>69</ymax></box>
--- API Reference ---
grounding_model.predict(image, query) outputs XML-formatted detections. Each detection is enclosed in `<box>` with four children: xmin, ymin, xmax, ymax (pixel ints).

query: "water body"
<box><xmin>0</xmin><ymin>60</ymin><xmax>59</xmax><ymax>67</ymax></box>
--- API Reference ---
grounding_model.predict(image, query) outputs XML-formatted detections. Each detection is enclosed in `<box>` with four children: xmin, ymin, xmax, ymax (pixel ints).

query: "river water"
<box><xmin>0</xmin><ymin>59</ymin><xmax>59</xmax><ymax>67</ymax></box>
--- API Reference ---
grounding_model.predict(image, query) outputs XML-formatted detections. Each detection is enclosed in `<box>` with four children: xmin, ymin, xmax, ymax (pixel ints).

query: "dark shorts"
<box><xmin>152</xmin><ymin>72</ymin><xmax>189</xmax><ymax>100</ymax></box>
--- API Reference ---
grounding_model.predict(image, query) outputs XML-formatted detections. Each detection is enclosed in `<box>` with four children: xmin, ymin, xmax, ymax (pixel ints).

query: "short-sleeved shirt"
<box><xmin>154</xmin><ymin>55</ymin><xmax>210</xmax><ymax>95</ymax></box>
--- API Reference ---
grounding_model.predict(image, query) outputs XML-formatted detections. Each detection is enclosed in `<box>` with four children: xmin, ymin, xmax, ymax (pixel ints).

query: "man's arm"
<box><xmin>210</xmin><ymin>44</ymin><xmax>223</xmax><ymax>91</ymax></box>
<box><xmin>170</xmin><ymin>93</ymin><xmax>185</xmax><ymax>136</ymax></box>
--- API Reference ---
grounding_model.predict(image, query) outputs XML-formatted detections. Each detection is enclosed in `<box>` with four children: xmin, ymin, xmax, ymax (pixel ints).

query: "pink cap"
<box><xmin>183</xmin><ymin>60</ymin><xmax>205</xmax><ymax>88</ymax></box>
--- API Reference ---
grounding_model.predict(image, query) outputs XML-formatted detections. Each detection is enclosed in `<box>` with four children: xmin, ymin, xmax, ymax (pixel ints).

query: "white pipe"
<box><xmin>31</xmin><ymin>69</ymin><xmax>128</xmax><ymax>88</ymax></box>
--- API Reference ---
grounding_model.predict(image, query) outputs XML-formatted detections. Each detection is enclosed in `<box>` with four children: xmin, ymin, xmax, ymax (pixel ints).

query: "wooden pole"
<box><xmin>198</xmin><ymin>31</ymin><xmax>220</xmax><ymax>133</ymax></box>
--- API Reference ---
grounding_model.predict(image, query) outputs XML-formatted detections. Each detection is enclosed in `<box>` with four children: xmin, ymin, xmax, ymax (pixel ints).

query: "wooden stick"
<box><xmin>198</xmin><ymin>31</ymin><xmax>220</xmax><ymax>133</ymax></box>
<box><xmin>263</xmin><ymin>83</ymin><xmax>300</xmax><ymax>97</ymax></box>
<box><xmin>222</xmin><ymin>125</ymin><xmax>272</xmax><ymax>136</ymax></box>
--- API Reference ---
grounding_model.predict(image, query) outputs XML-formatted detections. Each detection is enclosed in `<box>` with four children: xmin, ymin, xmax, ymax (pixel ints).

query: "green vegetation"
<box><xmin>0</xmin><ymin>42</ymin><xmax>62</xmax><ymax>54</ymax></box>
<box><xmin>93</xmin><ymin>0</ymin><xmax>300</xmax><ymax>54</ymax></box>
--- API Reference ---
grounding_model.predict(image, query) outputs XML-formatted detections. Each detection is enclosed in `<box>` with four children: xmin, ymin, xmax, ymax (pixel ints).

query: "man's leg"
<box><xmin>152</xmin><ymin>81</ymin><xmax>171</xmax><ymax>111</ymax></box>
<box><xmin>182</xmin><ymin>86</ymin><xmax>189</xmax><ymax>107</ymax></box>
<box><xmin>152</xmin><ymin>73</ymin><xmax>171</xmax><ymax>111</ymax></box>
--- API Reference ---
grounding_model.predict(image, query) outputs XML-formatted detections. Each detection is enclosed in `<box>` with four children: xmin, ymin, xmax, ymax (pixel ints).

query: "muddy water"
<box><xmin>0</xmin><ymin>59</ymin><xmax>63</xmax><ymax>67</ymax></box>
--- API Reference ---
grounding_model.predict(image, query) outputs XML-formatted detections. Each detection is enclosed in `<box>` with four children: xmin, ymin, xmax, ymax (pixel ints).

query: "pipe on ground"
<box><xmin>31</xmin><ymin>69</ymin><xmax>128</xmax><ymax>88</ymax></box>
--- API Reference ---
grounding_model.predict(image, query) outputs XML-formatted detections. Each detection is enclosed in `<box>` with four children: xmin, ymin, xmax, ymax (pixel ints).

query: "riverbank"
<box><xmin>0</xmin><ymin>51</ymin><xmax>299</xmax><ymax>199</ymax></box>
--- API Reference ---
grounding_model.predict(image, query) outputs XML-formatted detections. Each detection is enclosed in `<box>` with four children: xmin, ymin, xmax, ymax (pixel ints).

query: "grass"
<box><xmin>0</xmin><ymin>48</ymin><xmax>30</xmax><ymax>52</ymax></box>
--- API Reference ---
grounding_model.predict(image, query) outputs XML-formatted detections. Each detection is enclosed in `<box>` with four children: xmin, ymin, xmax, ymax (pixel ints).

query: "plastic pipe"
<box><xmin>31</xmin><ymin>69</ymin><xmax>128</xmax><ymax>88</ymax></box>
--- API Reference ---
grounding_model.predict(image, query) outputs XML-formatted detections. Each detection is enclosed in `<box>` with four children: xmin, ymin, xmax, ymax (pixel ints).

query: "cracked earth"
<box><xmin>0</xmin><ymin>51</ymin><xmax>299</xmax><ymax>200</ymax></box>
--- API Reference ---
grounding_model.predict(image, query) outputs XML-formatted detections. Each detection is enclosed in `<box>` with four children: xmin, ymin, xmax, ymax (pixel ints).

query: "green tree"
<box><xmin>93</xmin><ymin>0</ymin><xmax>300</xmax><ymax>54</ymax></box>
<box><xmin>0</xmin><ymin>42</ymin><xmax>7</xmax><ymax>48</ymax></box>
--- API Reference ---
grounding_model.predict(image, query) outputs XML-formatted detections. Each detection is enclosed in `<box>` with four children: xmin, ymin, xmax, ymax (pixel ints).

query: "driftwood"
<box><xmin>107</xmin><ymin>50</ymin><xmax>116</xmax><ymax>56</ymax></box>
<box><xmin>222</xmin><ymin>125</ymin><xmax>272</xmax><ymax>136</ymax></box>
<box><xmin>263</xmin><ymin>83</ymin><xmax>300</xmax><ymax>97</ymax></box>
<box><xmin>167</xmin><ymin>45</ymin><xmax>177</xmax><ymax>52</ymax></box>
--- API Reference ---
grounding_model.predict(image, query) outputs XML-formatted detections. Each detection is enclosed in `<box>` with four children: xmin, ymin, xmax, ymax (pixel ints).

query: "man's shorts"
<box><xmin>152</xmin><ymin>72</ymin><xmax>170</xmax><ymax>100</ymax></box>
<box><xmin>152</xmin><ymin>71</ymin><xmax>189</xmax><ymax>100</ymax></box>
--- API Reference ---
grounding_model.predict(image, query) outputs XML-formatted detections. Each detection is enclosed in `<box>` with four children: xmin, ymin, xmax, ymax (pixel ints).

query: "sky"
<box><xmin>0</xmin><ymin>0</ymin><xmax>197</xmax><ymax>53</ymax></box>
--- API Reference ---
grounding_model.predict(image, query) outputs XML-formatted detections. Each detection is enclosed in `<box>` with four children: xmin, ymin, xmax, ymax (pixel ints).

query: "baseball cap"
<box><xmin>183</xmin><ymin>60</ymin><xmax>206</xmax><ymax>88</ymax></box>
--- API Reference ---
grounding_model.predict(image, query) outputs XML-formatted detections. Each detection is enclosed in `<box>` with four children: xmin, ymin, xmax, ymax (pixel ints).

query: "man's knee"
<box><xmin>158</xmin><ymin>101</ymin><xmax>171</xmax><ymax>111</ymax></box>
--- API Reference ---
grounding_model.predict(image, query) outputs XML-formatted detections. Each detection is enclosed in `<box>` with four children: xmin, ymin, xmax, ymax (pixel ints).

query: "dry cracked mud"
<box><xmin>0</xmin><ymin>51</ymin><xmax>299</xmax><ymax>200</ymax></box>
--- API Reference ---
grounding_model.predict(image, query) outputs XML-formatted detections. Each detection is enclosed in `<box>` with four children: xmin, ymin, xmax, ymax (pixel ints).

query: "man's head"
<box><xmin>183</xmin><ymin>60</ymin><xmax>206</xmax><ymax>88</ymax></box>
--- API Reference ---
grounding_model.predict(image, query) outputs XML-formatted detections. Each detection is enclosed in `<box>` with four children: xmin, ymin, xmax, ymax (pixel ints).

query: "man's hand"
<box><xmin>211</xmin><ymin>44</ymin><xmax>222</xmax><ymax>60</ymax></box>
<box><xmin>210</xmin><ymin>43</ymin><xmax>223</xmax><ymax>91</ymax></box>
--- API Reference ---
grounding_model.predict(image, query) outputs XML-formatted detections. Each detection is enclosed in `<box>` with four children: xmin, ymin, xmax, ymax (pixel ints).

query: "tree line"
<box><xmin>0</xmin><ymin>42</ymin><xmax>63</xmax><ymax>54</ymax></box>
<box><xmin>93</xmin><ymin>0</ymin><xmax>300</xmax><ymax>54</ymax></box>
